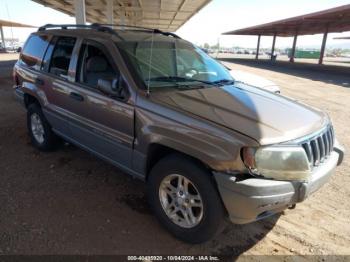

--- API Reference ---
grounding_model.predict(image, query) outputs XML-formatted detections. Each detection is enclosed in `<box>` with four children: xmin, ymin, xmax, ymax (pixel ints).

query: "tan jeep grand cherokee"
<box><xmin>13</xmin><ymin>24</ymin><xmax>344</xmax><ymax>243</ymax></box>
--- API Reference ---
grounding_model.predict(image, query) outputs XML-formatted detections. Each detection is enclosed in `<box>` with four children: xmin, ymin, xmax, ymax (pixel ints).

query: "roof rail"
<box><xmin>38</xmin><ymin>23</ymin><xmax>124</xmax><ymax>40</ymax></box>
<box><xmin>38</xmin><ymin>23</ymin><xmax>181</xmax><ymax>39</ymax></box>
<box><xmin>38</xmin><ymin>23</ymin><xmax>113</xmax><ymax>32</ymax></box>
<box><xmin>152</xmin><ymin>28</ymin><xmax>181</xmax><ymax>39</ymax></box>
<box><xmin>96</xmin><ymin>23</ymin><xmax>181</xmax><ymax>38</ymax></box>
<box><xmin>93</xmin><ymin>24</ymin><xmax>153</xmax><ymax>31</ymax></box>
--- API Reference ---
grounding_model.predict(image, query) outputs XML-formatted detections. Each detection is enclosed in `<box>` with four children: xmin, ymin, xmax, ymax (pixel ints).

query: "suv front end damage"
<box><xmin>214</xmin><ymin>126</ymin><xmax>345</xmax><ymax>224</ymax></box>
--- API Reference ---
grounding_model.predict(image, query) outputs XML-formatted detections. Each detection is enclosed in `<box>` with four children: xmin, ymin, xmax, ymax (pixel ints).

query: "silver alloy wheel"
<box><xmin>159</xmin><ymin>174</ymin><xmax>203</xmax><ymax>228</ymax></box>
<box><xmin>30</xmin><ymin>113</ymin><xmax>45</xmax><ymax>144</ymax></box>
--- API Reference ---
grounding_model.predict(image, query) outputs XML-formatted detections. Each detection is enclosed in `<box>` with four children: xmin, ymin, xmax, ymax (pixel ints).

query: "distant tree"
<box><xmin>203</xmin><ymin>43</ymin><xmax>210</xmax><ymax>49</ymax></box>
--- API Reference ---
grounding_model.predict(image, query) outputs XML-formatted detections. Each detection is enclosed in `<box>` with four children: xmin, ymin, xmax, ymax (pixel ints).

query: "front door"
<box><xmin>63</xmin><ymin>39</ymin><xmax>135</xmax><ymax>170</ymax></box>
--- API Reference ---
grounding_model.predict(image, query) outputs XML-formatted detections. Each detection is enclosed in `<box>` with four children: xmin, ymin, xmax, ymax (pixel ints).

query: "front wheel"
<box><xmin>148</xmin><ymin>154</ymin><xmax>225</xmax><ymax>243</ymax></box>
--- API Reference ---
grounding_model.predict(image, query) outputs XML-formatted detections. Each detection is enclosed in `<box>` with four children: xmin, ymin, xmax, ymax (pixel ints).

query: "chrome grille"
<box><xmin>301</xmin><ymin>126</ymin><xmax>334</xmax><ymax>167</ymax></box>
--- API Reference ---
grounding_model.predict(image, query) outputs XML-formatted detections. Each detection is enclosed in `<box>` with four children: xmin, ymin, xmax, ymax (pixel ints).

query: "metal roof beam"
<box><xmin>223</xmin><ymin>4</ymin><xmax>350</xmax><ymax>37</ymax></box>
<box><xmin>31</xmin><ymin>0</ymin><xmax>211</xmax><ymax>31</ymax></box>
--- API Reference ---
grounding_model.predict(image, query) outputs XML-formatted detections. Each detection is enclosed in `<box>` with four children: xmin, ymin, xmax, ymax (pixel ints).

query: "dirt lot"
<box><xmin>0</xmin><ymin>55</ymin><xmax>349</xmax><ymax>258</ymax></box>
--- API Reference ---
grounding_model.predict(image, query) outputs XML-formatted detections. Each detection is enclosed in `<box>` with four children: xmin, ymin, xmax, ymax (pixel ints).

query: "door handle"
<box><xmin>69</xmin><ymin>92</ymin><xmax>84</xmax><ymax>102</ymax></box>
<box><xmin>35</xmin><ymin>78</ymin><xmax>45</xmax><ymax>86</ymax></box>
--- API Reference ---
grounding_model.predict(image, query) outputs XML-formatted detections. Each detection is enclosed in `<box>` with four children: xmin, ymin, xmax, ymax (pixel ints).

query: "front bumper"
<box><xmin>214</xmin><ymin>148</ymin><xmax>344</xmax><ymax>224</ymax></box>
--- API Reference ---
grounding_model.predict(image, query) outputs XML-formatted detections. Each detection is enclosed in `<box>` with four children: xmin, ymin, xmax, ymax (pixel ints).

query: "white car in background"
<box><xmin>229</xmin><ymin>69</ymin><xmax>281</xmax><ymax>94</ymax></box>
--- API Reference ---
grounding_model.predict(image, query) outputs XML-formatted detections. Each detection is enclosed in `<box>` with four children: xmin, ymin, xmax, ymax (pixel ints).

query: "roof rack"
<box><xmin>96</xmin><ymin>24</ymin><xmax>181</xmax><ymax>38</ymax></box>
<box><xmin>153</xmin><ymin>29</ymin><xmax>181</xmax><ymax>39</ymax></box>
<box><xmin>38</xmin><ymin>23</ymin><xmax>181</xmax><ymax>39</ymax></box>
<box><xmin>38</xmin><ymin>23</ymin><xmax>113</xmax><ymax>33</ymax></box>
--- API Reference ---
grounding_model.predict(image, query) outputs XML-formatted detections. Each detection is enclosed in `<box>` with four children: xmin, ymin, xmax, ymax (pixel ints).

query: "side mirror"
<box><xmin>97</xmin><ymin>78</ymin><xmax>119</xmax><ymax>96</ymax></box>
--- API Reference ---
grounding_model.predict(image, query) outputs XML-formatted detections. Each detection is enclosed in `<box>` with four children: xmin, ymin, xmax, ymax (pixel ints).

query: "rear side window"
<box><xmin>41</xmin><ymin>39</ymin><xmax>55</xmax><ymax>72</ymax></box>
<box><xmin>19</xmin><ymin>34</ymin><xmax>50</xmax><ymax>70</ymax></box>
<box><xmin>49</xmin><ymin>37</ymin><xmax>76</xmax><ymax>79</ymax></box>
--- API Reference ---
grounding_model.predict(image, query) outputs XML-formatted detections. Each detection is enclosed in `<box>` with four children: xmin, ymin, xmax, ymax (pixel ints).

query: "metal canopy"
<box><xmin>32</xmin><ymin>0</ymin><xmax>211</xmax><ymax>32</ymax></box>
<box><xmin>0</xmin><ymin>19</ymin><xmax>35</xmax><ymax>49</ymax></box>
<box><xmin>223</xmin><ymin>4</ymin><xmax>350</xmax><ymax>36</ymax></box>
<box><xmin>0</xmin><ymin>19</ymin><xmax>36</xmax><ymax>28</ymax></box>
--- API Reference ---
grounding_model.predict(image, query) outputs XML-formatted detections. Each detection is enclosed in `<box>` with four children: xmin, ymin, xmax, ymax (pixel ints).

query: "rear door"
<box><xmin>39</xmin><ymin>36</ymin><xmax>78</xmax><ymax>136</ymax></box>
<box><xmin>63</xmin><ymin>39</ymin><xmax>135</xmax><ymax>170</ymax></box>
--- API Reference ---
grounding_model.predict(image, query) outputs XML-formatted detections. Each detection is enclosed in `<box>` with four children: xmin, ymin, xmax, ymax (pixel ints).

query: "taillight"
<box><xmin>13</xmin><ymin>69</ymin><xmax>19</xmax><ymax>87</ymax></box>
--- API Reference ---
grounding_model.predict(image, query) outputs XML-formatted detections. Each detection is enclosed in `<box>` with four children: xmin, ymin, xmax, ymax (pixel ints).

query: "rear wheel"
<box><xmin>148</xmin><ymin>154</ymin><xmax>225</xmax><ymax>243</ymax></box>
<box><xmin>27</xmin><ymin>103</ymin><xmax>59</xmax><ymax>151</ymax></box>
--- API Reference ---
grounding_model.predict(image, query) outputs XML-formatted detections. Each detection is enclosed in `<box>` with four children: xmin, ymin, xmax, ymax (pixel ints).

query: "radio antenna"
<box><xmin>146</xmin><ymin>30</ymin><xmax>155</xmax><ymax>96</ymax></box>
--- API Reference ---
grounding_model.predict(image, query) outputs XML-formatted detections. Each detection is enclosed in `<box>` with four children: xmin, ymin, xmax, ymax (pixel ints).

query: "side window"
<box><xmin>41</xmin><ymin>38</ymin><xmax>55</xmax><ymax>72</ymax></box>
<box><xmin>77</xmin><ymin>42</ymin><xmax>119</xmax><ymax>88</ymax></box>
<box><xmin>49</xmin><ymin>37</ymin><xmax>76</xmax><ymax>79</ymax></box>
<box><xmin>19</xmin><ymin>34</ymin><xmax>50</xmax><ymax>70</ymax></box>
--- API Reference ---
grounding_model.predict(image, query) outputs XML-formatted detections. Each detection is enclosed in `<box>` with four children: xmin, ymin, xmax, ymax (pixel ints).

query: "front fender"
<box><xmin>134</xmin><ymin>105</ymin><xmax>258</xmax><ymax>174</ymax></box>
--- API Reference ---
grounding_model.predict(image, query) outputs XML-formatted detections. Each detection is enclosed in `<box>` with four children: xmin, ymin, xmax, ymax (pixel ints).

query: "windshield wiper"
<box><xmin>211</xmin><ymin>79</ymin><xmax>235</xmax><ymax>85</ymax></box>
<box><xmin>147</xmin><ymin>76</ymin><xmax>217</xmax><ymax>86</ymax></box>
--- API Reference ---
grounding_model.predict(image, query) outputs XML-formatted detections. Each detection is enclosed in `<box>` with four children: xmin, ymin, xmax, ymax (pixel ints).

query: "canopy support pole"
<box><xmin>0</xmin><ymin>26</ymin><xmax>5</xmax><ymax>49</ymax></box>
<box><xmin>255</xmin><ymin>35</ymin><xmax>261</xmax><ymax>59</ymax></box>
<box><xmin>271</xmin><ymin>33</ymin><xmax>276</xmax><ymax>61</ymax></box>
<box><xmin>319</xmin><ymin>29</ymin><xmax>328</xmax><ymax>65</ymax></box>
<box><xmin>290</xmin><ymin>34</ymin><xmax>298</xmax><ymax>62</ymax></box>
<box><xmin>74</xmin><ymin>0</ymin><xmax>86</xmax><ymax>24</ymax></box>
<box><xmin>107</xmin><ymin>0</ymin><xmax>114</xmax><ymax>26</ymax></box>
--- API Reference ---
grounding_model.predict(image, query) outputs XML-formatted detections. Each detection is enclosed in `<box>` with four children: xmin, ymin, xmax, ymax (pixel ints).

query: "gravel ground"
<box><xmin>0</xmin><ymin>55</ymin><xmax>349</xmax><ymax>258</ymax></box>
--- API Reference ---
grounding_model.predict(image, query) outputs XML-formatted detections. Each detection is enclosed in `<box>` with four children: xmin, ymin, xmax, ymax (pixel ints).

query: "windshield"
<box><xmin>116</xmin><ymin>34</ymin><xmax>233</xmax><ymax>91</ymax></box>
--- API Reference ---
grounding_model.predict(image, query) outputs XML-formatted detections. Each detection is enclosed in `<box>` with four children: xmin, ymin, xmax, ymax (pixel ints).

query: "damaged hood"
<box><xmin>150</xmin><ymin>83</ymin><xmax>328</xmax><ymax>145</ymax></box>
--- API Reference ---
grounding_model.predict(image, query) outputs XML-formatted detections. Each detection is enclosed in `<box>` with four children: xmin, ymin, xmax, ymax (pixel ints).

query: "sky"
<box><xmin>0</xmin><ymin>0</ymin><xmax>349</xmax><ymax>50</ymax></box>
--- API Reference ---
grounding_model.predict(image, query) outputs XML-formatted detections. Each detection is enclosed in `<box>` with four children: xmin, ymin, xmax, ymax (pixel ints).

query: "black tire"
<box><xmin>148</xmin><ymin>154</ymin><xmax>225</xmax><ymax>244</ymax></box>
<box><xmin>27</xmin><ymin>103</ymin><xmax>58</xmax><ymax>151</ymax></box>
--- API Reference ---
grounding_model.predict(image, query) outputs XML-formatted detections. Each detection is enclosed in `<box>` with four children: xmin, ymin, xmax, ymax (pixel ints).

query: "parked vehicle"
<box><xmin>0</xmin><ymin>43</ymin><xmax>6</xmax><ymax>53</ymax></box>
<box><xmin>13</xmin><ymin>24</ymin><xmax>344</xmax><ymax>244</ymax></box>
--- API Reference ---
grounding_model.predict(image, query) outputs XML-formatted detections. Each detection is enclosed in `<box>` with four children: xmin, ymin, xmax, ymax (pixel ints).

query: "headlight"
<box><xmin>242</xmin><ymin>146</ymin><xmax>311</xmax><ymax>181</ymax></box>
